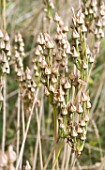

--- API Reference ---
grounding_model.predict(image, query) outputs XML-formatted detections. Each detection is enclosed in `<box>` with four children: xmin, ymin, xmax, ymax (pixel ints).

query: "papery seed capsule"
<box><xmin>77</xmin><ymin>103</ymin><xmax>83</xmax><ymax>114</ymax></box>
<box><xmin>86</xmin><ymin>100</ymin><xmax>91</xmax><ymax>109</ymax></box>
<box><xmin>0</xmin><ymin>151</ymin><xmax>8</xmax><ymax>168</ymax></box>
<box><xmin>80</xmin><ymin>120</ymin><xmax>86</xmax><ymax>127</ymax></box>
<box><xmin>6</xmin><ymin>145</ymin><xmax>16</xmax><ymax>164</ymax></box>
<box><xmin>26</xmin><ymin>67</ymin><xmax>31</xmax><ymax>80</ymax></box>
<box><xmin>71</xmin><ymin>128</ymin><xmax>78</xmax><ymax>137</ymax></box>
<box><xmin>77</xmin><ymin>11</ymin><xmax>84</xmax><ymax>25</ymax></box>
<box><xmin>8</xmin><ymin>164</ymin><xmax>15</xmax><ymax>170</ymax></box>
<box><xmin>81</xmin><ymin>25</ymin><xmax>87</xmax><ymax>33</ymax></box>
<box><xmin>51</xmin><ymin>75</ymin><xmax>57</xmax><ymax>84</ymax></box>
<box><xmin>44</xmin><ymin>86</ymin><xmax>50</xmax><ymax>96</ymax></box>
<box><xmin>0</xmin><ymin>29</ymin><xmax>3</xmax><ymax>38</ymax></box>
<box><xmin>62</xmin><ymin>107</ymin><xmax>68</xmax><ymax>116</ymax></box>
<box><xmin>58</xmin><ymin>95</ymin><xmax>64</xmax><ymax>102</ymax></box>
<box><xmin>77</xmin><ymin>126</ymin><xmax>83</xmax><ymax>134</ymax></box>
<box><xmin>0</xmin><ymin>40</ymin><xmax>5</xmax><ymax>49</ymax></box>
<box><xmin>72</xmin><ymin>46</ymin><xmax>79</xmax><ymax>58</ymax></box>
<box><xmin>82</xmin><ymin>61</ymin><xmax>88</xmax><ymax>69</ymax></box>
<box><xmin>45</xmin><ymin>67</ymin><xmax>51</xmax><ymax>75</ymax></box>
<box><xmin>72</xmin><ymin>29</ymin><xmax>79</xmax><ymax>39</ymax></box>
<box><xmin>46</xmin><ymin>40</ymin><xmax>54</xmax><ymax>49</ymax></box>
<box><xmin>68</xmin><ymin>103</ymin><xmax>76</xmax><ymax>112</ymax></box>
<box><xmin>54</xmin><ymin>13</ymin><xmax>61</xmax><ymax>22</ymax></box>
<box><xmin>4</xmin><ymin>33</ymin><xmax>9</xmax><ymax>42</ymax></box>
<box><xmin>37</xmin><ymin>33</ymin><xmax>45</xmax><ymax>45</ymax></box>
<box><xmin>64</xmin><ymin>80</ymin><xmax>71</xmax><ymax>89</ymax></box>
<box><xmin>80</xmin><ymin>134</ymin><xmax>86</xmax><ymax>140</ymax></box>
<box><xmin>49</xmin><ymin>84</ymin><xmax>55</xmax><ymax>93</ymax></box>
<box><xmin>62</xmin><ymin>25</ymin><xmax>69</xmax><ymax>33</ymax></box>
<box><xmin>89</xmin><ymin>56</ymin><xmax>94</xmax><ymax>63</ymax></box>
<box><xmin>89</xmin><ymin>8</ymin><xmax>93</xmax><ymax>14</ymax></box>
<box><xmin>24</xmin><ymin>161</ymin><xmax>31</xmax><ymax>170</ymax></box>
<box><xmin>83</xmin><ymin>114</ymin><xmax>89</xmax><ymax>122</ymax></box>
<box><xmin>82</xmin><ymin>92</ymin><xmax>88</xmax><ymax>102</ymax></box>
<box><xmin>96</xmin><ymin>20</ymin><xmax>102</xmax><ymax>27</ymax></box>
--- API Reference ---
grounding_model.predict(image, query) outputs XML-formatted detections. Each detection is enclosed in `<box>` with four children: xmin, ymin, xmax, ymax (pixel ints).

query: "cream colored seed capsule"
<box><xmin>6</xmin><ymin>145</ymin><xmax>16</xmax><ymax>164</ymax></box>
<box><xmin>24</xmin><ymin>161</ymin><xmax>31</xmax><ymax>170</ymax></box>
<box><xmin>77</xmin><ymin>103</ymin><xmax>83</xmax><ymax>114</ymax></box>
<box><xmin>0</xmin><ymin>151</ymin><xmax>8</xmax><ymax>168</ymax></box>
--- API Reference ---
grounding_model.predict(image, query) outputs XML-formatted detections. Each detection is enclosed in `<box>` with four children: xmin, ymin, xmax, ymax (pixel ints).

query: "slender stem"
<box><xmin>16</xmin><ymin>88</ymin><xmax>39</xmax><ymax>170</ymax></box>
<box><xmin>1</xmin><ymin>0</ymin><xmax>6</xmax><ymax>32</ymax></box>
<box><xmin>2</xmin><ymin>78</ymin><xmax>6</xmax><ymax>152</ymax></box>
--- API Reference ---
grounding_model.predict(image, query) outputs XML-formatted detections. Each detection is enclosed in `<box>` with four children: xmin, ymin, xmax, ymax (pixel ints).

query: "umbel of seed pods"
<box><xmin>32</xmin><ymin>9</ymin><xmax>92</xmax><ymax>156</ymax></box>
<box><xmin>0</xmin><ymin>29</ymin><xmax>11</xmax><ymax>108</ymax></box>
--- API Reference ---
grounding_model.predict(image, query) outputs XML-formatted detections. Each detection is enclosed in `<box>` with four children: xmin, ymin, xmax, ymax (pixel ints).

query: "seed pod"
<box><xmin>0</xmin><ymin>29</ymin><xmax>3</xmax><ymax>38</ymax></box>
<box><xmin>51</xmin><ymin>75</ymin><xmax>57</xmax><ymax>84</ymax></box>
<box><xmin>4</xmin><ymin>33</ymin><xmax>9</xmax><ymax>42</ymax></box>
<box><xmin>64</xmin><ymin>80</ymin><xmax>71</xmax><ymax>89</ymax></box>
<box><xmin>49</xmin><ymin>84</ymin><xmax>55</xmax><ymax>93</ymax></box>
<box><xmin>72</xmin><ymin>46</ymin><xmax>79</xmax><ymax>58</ymax></box>
<box><xmin>24</xmin><ymin>161</ymin><xmax>31</xmax><ymax>170</ymax></box>
<box><xmin>54</xmin><ymin>13</ymin><xmax>61</xmax><ymax>22</ymax></box>
<box><xmin>45</xmin><ymin>67</ymin><xmax>51</xmax><ymax>75</ymax></box>
<box><xmin>77</xmin><ymin>126</ymin><xmax>83</xmax><ymax>134</ymax></box>
<box><xmin>44</xmin><ymin>86</ymin><xmax>50</xmax><ymax>96</ymax></box>
<box><xmin>25</xmin><ymin>67</ymin><xmax>32</xmax><ymax>80</ymax></box>
<box><xmin>82</xmin><ymin>92</ymin><xmax>88</xmax><ymax>102</ymax></box>
<box><xmin>72</xmin><ymin>29</ymin><xmax>79</xmax><ymax>39</ymax></box>
<box><xmin>6</xmin><ymin>145</ymin><xmax>16</xmax><ymax>164</ymax></box>
<box><xmin>77</xmin><ymin>103</ymin><xmax>83</xmax><ymax>114</ymax></box>
<box><xmin>71</xmin><ymin>127</ymin><xmax>78</xmax><ymax>137</ymax></box>
<box><xmin>86</xmin><ymin>100</ymin><xmax>91</xmax><ymax>109</ymax></box>
<box><xmin>37</xmin><ymin>33</ymin><xmax>45</xmax><ymax>45</ymax></box>
<box><xmin>80</xmin><ymin>134</ymin><xmax>86</xmax><ymax>140</ymax></box>
<box><xmin>62</xmin><ymin>107</ymin><xmax>68</xmax><ymax>116</ymax></box>
<box><xmin>68</xmin><ymin>103</ymin><xmax>76</xmax><ymax>112</ymax></box>
<box><xmin>83</xmin><ymin>114</ymin><xmax>89</xmax><ymax>122</ymax></box>
<box><xmin>0</xmin><ymin>151</ymin><xmax>8</xmax><ymax>168</ymax></box>
<box><xmin>80</xmin><ymin>120</ymin><xmax>86</xmax><ymax>127</ymax></box>
<box><xmin>46</xmin><ymin>40</ymin><xmax>54</xmax><ymax>49</ymax></box>
<box><xmin>82</xmin><ymin>61</ymin><xmax>88</xmax><ymax>69</ymax></box>
<box><xmin>81</xmin><ymin>24</ymin><xmax>87</xmax><ymax>33</ymax></box>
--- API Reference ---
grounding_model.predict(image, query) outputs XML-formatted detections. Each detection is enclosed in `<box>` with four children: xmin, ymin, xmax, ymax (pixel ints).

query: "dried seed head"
<box><xmin>76</xmin><ymin>10</ymin><xmax>84</xmax><ymax>25</ymax></box>
<box><xmin>49</xmin><ymin>84</ymin><xmax>55</xmax><ymax>93</ymax></box>
<box><xmin>82</xmin><ymin>61</ymin><xmax>88</xmax><ymax>69</ymax></box>
<box><xmin>46</xmin><ymin>40</ymin><xmax>54</xmax><ymax>49</ymax></box>
<box><xmin>81</xmin><ymin>24</ymin><xmax>87</xmax><ymax>33</ymax></box>
<box><xmin>62</xmin><ymin>25</ymin><xmax>69</xmax><ymax>33</ymax></box>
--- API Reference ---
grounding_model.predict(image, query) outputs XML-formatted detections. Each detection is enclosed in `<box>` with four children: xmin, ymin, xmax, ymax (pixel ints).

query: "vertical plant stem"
<box><xmin>17</xmin><ymin>89</ymin><xmax>21</xmax><ymax>158</ymax></box>
<box><xmin>2</xmin><ymin>78</ymin><xmax>6</xmax><ymax>153</ymax></box>
<box><xmin>1</xmin><ymin>0</ymin><xmax>6</xmax><ymax>153</ymax></box>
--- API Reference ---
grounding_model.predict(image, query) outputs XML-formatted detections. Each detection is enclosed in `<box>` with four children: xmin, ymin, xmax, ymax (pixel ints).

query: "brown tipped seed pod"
<box><xmin>4</xmin><ymin>32</ymin><xmax>9</xmax><ymax>42</ymax></box>
<box><xmin>6</xmin><ymin>145</ymin><xmax>16</xmax><ymax>164</ymax></box>
<box><xmin>25</xmin><ymin>67</ymin><xmax>32</xmax><ymax>80</ymax></box>
<box><xmin>44</xmin><ymin>86</ymin><xmax>50</xmax><ymax>96</ymax></box>
<box><xmin>0</xmin><ymin>151</ymin><xmax>8</xmax><ymax>168</ymax></box>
